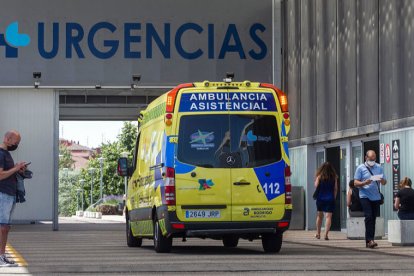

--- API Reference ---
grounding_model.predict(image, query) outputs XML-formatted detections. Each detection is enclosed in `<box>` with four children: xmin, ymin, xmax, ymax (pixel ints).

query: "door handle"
<box><xmin>233</xmin><ymin>181</ymin><xmax>251</xmax><ymax>186</ymax></box>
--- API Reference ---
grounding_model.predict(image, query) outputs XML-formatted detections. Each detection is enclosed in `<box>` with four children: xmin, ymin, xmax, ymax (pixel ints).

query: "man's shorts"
<box><xmin>0</xmin><ymin>192</ymin><xmax>16</xmax><ymax>225</ymax></box>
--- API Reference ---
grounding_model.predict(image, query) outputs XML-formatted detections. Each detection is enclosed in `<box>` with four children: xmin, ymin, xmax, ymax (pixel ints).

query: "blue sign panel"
<box><xmin>179</xmin><ymin>92</ymin><xmax>277</xmax><ymax>112</ymax></box>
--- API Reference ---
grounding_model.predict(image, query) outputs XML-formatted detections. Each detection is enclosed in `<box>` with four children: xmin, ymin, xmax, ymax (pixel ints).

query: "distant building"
<box><xmin>59</xmin><ymin>139</ymin><xmax>95</xmax><ymax>170</ymax></box>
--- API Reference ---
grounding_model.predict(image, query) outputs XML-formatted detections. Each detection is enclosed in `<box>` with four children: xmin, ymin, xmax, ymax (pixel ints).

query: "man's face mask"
<box><xmin>366</xmin><ymin>159</ymin><xmax>375</xmax><ymax>167</ymax></box>
<box><xmin>7</xmin><ymin>143</ymin><xmax>18</xmax><ymax>151</ymax></box>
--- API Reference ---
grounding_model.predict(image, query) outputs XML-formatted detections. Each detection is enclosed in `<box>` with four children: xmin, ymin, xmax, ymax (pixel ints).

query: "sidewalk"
<box><xmin>60</xmin><ymin>215</ymin><xmax>125</xmax><ymax>224</ymax></box>
<box><xmin>284</xmin><ymin>230</ymin><xmax>414</xmax><ymax>257</ymax></box>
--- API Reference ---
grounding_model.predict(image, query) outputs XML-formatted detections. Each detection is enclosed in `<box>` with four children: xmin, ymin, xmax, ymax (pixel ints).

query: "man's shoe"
<box><xmin>366</xmin><ymin>240</ymin><xmax>377</xmax><ymax>249</ymax></box>
<box><xmin>0</xmin><ymin>255</ymin><xmax>12</xmax><ymax>267</ymax></box>
<box><xmin>0</xmin><ymin>255</ymin><xmax>17</xmax><ymax>267</ymax></box>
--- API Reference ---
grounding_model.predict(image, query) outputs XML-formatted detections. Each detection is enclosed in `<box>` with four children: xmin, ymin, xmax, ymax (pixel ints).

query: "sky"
<box><xmin>59</xmin><ymin>121</ymin><xmax>135</xmax><ymax>148</ymax></box>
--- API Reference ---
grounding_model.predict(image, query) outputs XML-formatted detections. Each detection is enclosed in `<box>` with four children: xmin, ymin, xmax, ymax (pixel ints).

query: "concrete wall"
<box><xmin>0</xmin><ymin>89</ymin><xmax>56</xmax><ymax>221</ymax></box>
<box><xmin>284</xmin><ymin>0</ymin><xmax>414</xmax><ymax>146</ymax></box>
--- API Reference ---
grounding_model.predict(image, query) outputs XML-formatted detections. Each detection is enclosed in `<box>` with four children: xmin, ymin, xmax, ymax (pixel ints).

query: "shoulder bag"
<box><xmin>364</xmin><ymin>165</ymin><xmax>384</xmax><ymax>205</ymax></box>
<box><xmin>312</xmin><ymin>184</ymin><xmax>320</xmax><ymax>200</ymax></box>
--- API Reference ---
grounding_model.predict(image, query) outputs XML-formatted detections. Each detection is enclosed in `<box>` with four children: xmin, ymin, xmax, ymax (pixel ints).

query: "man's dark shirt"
<box><xmin>0</xmin><ymin>148</ymin><xmax>17</xmax><ymax>196</ymax></box>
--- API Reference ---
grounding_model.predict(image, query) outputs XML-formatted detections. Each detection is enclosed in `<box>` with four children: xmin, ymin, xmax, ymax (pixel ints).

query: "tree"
<box><xmin>59</xmin><ymin>143</ymin><xmax>74</xmax><ymax>170</ymax></box>
<box><xmin>58</xmin><ymin>143</ymin><xmax>79</xmax><ymax>216</ymax></box>
<box><xmin>58</xmin><ymin>170</ymin><xmax>80</xmax><ymax>216</ymax></box>
<box><xmin>118</xmin><ymin>121</ymin><xmax>138</xmax><ymax>152</ymax></box>
<box><xmin>80</xmin><ymin>121</ymin><xmax>138</xmax><ymax>209</ymax></box>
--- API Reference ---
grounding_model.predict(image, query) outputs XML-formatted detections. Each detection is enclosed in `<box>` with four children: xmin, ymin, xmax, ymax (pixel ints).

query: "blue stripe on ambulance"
<box><xmin>281</xmin><ymin>121</ymin><xmax>289</xmax><ymax>157</ymax></box>
<box><xmin>283</xmin><ymin>142</ymin><xmax>289</xmax><ymax>157</ymax></box>
<box><xmin>175</xmin><ymin>160</ymin><xmax>196</xmax><ymax>174</ymax></box>
<box><xmin>281</xmin><ymin>121</ymin><xmax>286</xmax><ymax>136</ymax></box>
<box><xmin>253</xmin><ymin>161</ymin><xmax>286</xmax><ymax>201</ymax></box>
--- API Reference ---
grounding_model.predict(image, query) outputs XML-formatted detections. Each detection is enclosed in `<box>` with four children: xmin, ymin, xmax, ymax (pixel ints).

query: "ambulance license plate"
<box><xmin>185</xmin><ymin>210</ymin><xmax>221</xmax><ymax>219</ymax></box>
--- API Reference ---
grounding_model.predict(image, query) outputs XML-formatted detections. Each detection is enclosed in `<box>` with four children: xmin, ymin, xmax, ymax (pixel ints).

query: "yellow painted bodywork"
<box><xmin>127</xmin><ymin>81</ymin><xmax>291</xmax><ymax>236</ymax></box>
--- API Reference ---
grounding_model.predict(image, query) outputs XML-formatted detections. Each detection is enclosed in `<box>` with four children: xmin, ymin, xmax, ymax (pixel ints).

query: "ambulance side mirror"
<box><xmin>117</xmin><ymin>157</ymin><xmax>132</xmax><ymax>177</ymax></box>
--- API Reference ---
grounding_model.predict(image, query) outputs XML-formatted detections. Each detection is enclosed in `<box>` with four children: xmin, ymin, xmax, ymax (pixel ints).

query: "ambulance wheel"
<box><xmin>222</xmin><ymin>235</ymin><xmax>239</xmax><ymax>248</ymax></box>
<box><xmin>262</xmin><ymin>232</ymin><xmax>282</xmax><ymax>253</ymax></box>
<box><xmin>153</xmin><ymin>219</ymin><xmax>172</xmax><ymax>253</ymax></box>
<box><xmin>126</xmin><ymin>217</ymin><xmax>142</xmax><ymax>247</ymax></box>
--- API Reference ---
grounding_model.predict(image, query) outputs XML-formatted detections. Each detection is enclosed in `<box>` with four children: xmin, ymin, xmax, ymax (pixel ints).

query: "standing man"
<box><xmin>0</xmin><ymin>130</ymin><xmax>26</xmax><ymax>266</ymax></box>
<box><xmin>354</xmin><ymin>150</ymin><xmax>387</xmax><ymax>249</ymax></box>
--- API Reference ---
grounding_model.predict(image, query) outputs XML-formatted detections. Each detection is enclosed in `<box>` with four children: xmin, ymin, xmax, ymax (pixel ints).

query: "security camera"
<box><xmin>224</xmin><ymin>72</ymin><xmax>234</xmax><ymax>83</ymax></box>
<box><xmin>132</xmin><ymin>74</ymin><xmax>141</xmax><ymax>82</ymax></box>
<box><xmin>33</xmin><ymin>72</ymin><xmax>41</xmax><ymax>88</ymax></box>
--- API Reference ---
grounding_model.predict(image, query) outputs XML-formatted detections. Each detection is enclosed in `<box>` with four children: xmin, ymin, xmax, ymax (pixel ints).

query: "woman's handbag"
<box><xmin>312</xmin><ymin>184</ymin><xmax>320</xmax><ymax>200</ymax></box>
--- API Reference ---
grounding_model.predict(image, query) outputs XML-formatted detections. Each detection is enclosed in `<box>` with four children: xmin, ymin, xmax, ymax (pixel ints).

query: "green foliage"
<box><xmin>58</xmin><ymin>170</ymin><xmax>81</xmax><ymax>216</ymax></box>
<box><xmin>59</xmin><ymin>143</ymin><xmax>74</xmax><ymax>170</ymax></box>
<box><xmin>118</xmin><ymin>121</ymin><xmax>138</xmax><ymax>152</ymax></box>
<box><xmin>78</xmin><ymin>121</ymin><xmax>137</xmax><ymax>209</ymax></box>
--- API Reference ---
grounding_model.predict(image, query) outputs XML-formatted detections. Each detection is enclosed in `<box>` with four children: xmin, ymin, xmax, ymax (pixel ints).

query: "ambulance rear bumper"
<box><xmin>185</xmin><ymin>227</ymin><xmax>278</xmax><ymax>237</ymax></box>
<box><xmin>159</xmin><ymin>207</ymin><xmax>291</xmax><ymax>238</ymax></box>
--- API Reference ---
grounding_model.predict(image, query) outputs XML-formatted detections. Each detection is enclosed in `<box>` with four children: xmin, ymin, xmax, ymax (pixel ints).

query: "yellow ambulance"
<box><xmin>118</xmin><ymin>79</ymin><xmax>292</xmax><ymax>253</ymax></box>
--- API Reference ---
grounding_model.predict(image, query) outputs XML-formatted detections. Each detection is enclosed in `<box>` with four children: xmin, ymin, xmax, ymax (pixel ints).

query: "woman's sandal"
<box><xmin>315</xmin><ymin>234</ymin><xmax>321</xmax><ymax>239</ymax></box>
<box><xmin>324</xmin><ymin>236</ymin><xmax>329</xmax><ymax>240</ymax></box>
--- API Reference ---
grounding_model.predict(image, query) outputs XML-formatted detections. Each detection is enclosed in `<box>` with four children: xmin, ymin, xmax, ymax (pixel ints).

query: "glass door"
<box><xmin>340</xmin><ymin>146</ymin><xmax>348</xmax><ymax>228</ymax></box>
<box><xmin>316</xmin><ymin>150</ymin><xmax>325</xmax><ymax>169</ymax></box>
<box><xmin>351</xmin><ymin>145</ymin><xmax>362</xmax><ymax>178</ymax></box>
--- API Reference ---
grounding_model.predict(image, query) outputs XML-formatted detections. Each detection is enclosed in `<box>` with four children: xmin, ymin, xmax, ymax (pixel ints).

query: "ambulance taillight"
<box><xmin>284</xmin><ymin>166</ymin><xmax>292</xmax><ymax>205</ymax></box>
<box><xmin>164</xmin><ymin>167</ymin><xmax>176</xmax><ymax>205</ymax></box>
<box><xmin>165</xmin><ymin>113</ymin><xmax>173</xmax><ymax>126</ymax></box>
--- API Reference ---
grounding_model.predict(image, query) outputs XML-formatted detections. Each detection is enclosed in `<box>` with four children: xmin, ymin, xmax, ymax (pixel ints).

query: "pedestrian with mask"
<box><xmin>354</xmin><ymin>150</ymin><xmax>387</xmax><ymax>249</ymax></box>
<box><xmin>0</xmin><ymin>130</ymin><xmax>27</xmax><ymax>267</ymax></box>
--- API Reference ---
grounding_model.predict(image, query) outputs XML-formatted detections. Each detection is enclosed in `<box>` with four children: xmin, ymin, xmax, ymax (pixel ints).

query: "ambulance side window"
<box><xmin>132</xmin><ymin>133</ymin><xmax>140</xmax><ymax>171</ymax></box>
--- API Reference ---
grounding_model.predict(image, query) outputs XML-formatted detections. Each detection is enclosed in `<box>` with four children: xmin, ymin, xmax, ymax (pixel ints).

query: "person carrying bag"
<box><xmin>354</xmin><ymin>150</ymin><xmax>387</xmax><ymax>249</ymax></box>
<box><xmin>347</xmin><ymin>180</ymin><xmax>364</xmax><ymax>217</ymax></box>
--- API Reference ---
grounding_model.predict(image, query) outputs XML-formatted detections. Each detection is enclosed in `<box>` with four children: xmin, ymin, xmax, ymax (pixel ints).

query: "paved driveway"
<box><xmin>1</xmin><ymin>216</ymin><xmax>414</xmax><ymax>275</ymax></box>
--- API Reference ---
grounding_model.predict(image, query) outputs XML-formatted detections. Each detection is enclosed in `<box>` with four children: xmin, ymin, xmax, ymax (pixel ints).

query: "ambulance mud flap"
<box><xmin>156</xmin><ymin>205</ymin><xmax>173</xmax><ymax>235</ymax></box>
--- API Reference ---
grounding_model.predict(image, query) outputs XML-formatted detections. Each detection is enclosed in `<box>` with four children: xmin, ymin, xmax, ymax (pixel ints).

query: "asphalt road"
<box><xmin>2</xmin><ymin>220</ymin><xmax>414</xmax><ymax>275</ymax></box>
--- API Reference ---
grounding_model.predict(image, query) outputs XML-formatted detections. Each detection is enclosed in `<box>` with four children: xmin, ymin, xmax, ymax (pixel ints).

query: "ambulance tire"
<box><xmin>261</xmin><ymin>232</ymin><xmax>283</xmax><ymax>253</ymax></box>
<box><xmin>153</xmin><ymin>219</ymin><xmax>172</xmax><ymax>253</ymax></box>
<box><xmin>222</xmin><ymin>235</ymin><xmax>239</xmax><ymax>248</ymax></box>
<box><xmin>126</xmin><ymin>217</ymin><xmax>142</xmax><ymax>247</ymax></box>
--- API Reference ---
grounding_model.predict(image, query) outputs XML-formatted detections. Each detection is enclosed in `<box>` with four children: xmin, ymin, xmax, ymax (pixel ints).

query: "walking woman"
<box><xmin>314</xmin><ymin>162</ymin><xmax>338</xmax><ymax>240</ymax></box>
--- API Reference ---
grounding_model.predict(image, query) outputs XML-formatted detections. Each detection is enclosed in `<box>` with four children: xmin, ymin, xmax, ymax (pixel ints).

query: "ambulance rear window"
<box><xmin>177</xmin><ymin>115</ymin><xmax>281</xmax><ymax>168</ymax></box>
